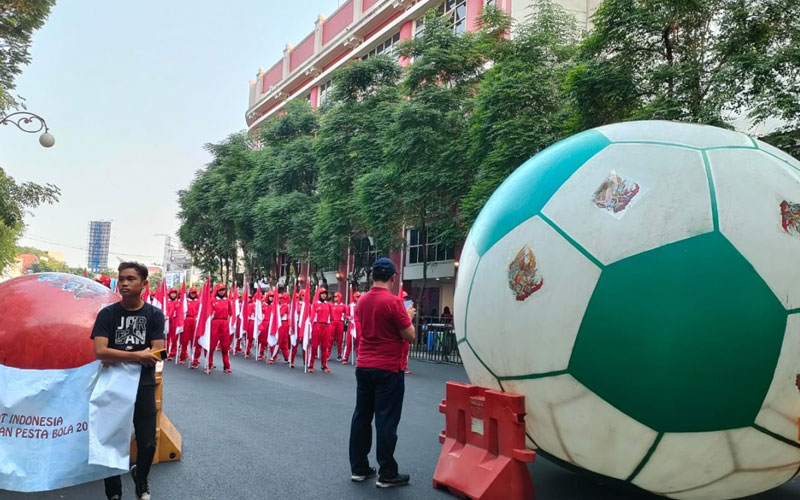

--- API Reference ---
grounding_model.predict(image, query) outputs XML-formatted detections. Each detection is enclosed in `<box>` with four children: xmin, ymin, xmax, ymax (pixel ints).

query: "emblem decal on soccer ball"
<box><xmin>508</xmin><ymin>246</ymin><xmax>543</xmax><ymax>301</ymax></box>
<box><xmin>593</xmin><ymin>171</ymin><xmax>640</xmax><ymax>217</ymax></box>
<box><xmin>779</xmin><ymin>200</ymin><xmax>800</xmax><ymax>236</ymax></box>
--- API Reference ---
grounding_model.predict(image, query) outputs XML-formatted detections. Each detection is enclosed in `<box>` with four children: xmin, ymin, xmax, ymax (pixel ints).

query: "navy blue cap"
<box><xmin>372</xmin><ymin>257</ymin><xmax>397</xmax><ymax>275</ymax></box>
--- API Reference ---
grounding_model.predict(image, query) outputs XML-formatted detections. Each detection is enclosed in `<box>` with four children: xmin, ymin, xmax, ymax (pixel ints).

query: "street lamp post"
<box><xmin>0</xmin><ymin>111</ymin><xmax>55</xmax><ymax>147</ymax></box>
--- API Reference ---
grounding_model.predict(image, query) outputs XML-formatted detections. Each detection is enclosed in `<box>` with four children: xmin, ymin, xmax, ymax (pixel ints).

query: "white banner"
<box><xmin>0</xmin><ymin>361</ymin><xmax>140</xmax><ymax>492</ymax></box>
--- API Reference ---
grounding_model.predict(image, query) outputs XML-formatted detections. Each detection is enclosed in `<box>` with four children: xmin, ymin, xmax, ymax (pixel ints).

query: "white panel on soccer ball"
<box><xmin>710</xmin><ymin>148</ymin><xmax>800</xmax><ymax>309</ymax></box>
<box><xmin>755</xmin><ymin>314</ymin><xmax>800</xmax><ymax>441</ymax></box>
<box><xmin>465</xmin><ymin>216</ymin><xmax>601</xmax><ymax>377</ymax></box>
<box><xmin>459</xmin><ymin>343</ymin><xmax>501</xmax><ymax>391</ymax></box>
<box><xmin>726</xmin><ymin>427</ymin><xmax>800</xmax><ymax>469</ymax></box>
<box><xmin>756</xmin><ymin>139</ymin><xmax>800</xmax><ymax>172</ymax></box>
<box><xmin>632</xmin><ymin>431</ymin><xmax>735</xmax><ymax>494</ymax></box>
<box><xmin>595</xmin><ymin>121</ymin><xmax>753</xmax><ymax>149</ymax></box>
<box><xmin>542</xmin><ymin>143</ymin><xmax>713</xmax><ymax>265</ymax></box>
<box><xmin>501</xmin><ymin>374</ymin><xmax>591</xmax><ymax>464</ymax></box>
<box><xmin>454</xmin><ymin>238</ymin><xmax>480</xmax><ymax>342</ymax></box>
<box><xmin>667</xmin><ymin>464</ymin><xmax>799</xmax><ymax>500</ymax></box>
<box><xmin>552</xmin><ymin>382</ymin><xmax>659</xmax><ymax>480</ymax></box>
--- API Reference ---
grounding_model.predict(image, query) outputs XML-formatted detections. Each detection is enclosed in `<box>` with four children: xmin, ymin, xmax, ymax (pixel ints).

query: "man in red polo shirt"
<box><xmin>349</xmin><ymin>257</ymin><xmax>415</xmax><ymax>488</ymax></box>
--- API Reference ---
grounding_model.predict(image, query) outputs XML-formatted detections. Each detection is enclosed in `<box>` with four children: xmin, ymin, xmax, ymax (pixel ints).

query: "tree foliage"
<box><xmin>0</xmin><ymin>167</ymin><xmax>59</xmax><ymax>270</ymax></box>
<box><xmin>177</xmin><ymin>0</ymin><xmax>800</xmax><ymax>285</ymax></box>
<box><xmin>0</xmin><ymin>0</ymin><xmax>56</xmax><ymax>111</ymax></box>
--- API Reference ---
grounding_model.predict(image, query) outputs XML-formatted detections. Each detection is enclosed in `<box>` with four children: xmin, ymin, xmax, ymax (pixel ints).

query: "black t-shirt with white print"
<box><xmin>90</xmin><ymin>302</ymin><xmax>166</xmax><ymax>387</ymax></box>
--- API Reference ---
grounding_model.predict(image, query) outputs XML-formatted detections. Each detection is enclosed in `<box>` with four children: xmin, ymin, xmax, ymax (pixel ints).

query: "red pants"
<box><xmin>271</xmin><ymin>324</ymin><xmax>290</xmax><ymax>361</ymax></box>
<box><xmin>180</xmin><ymin>317</ymin><xmax>196</xmax><ymax>361</ymax></box>
<box><xmin>331</xmin><ymin>321</ymin><xmax>344</xmax><ymax>359</ymax></box>
<box><xmin>167</xmin><ymin>320</ymin><xmax>178</xmax><ymax>358</ymax></box>
<box><xmin>309</xmin><ymin>322</ymin><xmax>332</xmax><ymax>370</ymax></box>
<box><xmin>342</xmin><ymin>329</ymin><xmax>358</xmax><ymax>362</ymax></box>
<box><xmin>209</xmin><ymin>319</ymin><xmax>231</xmax><ymax>370</ymax></box>
<box><xmin>192</xmin><ymin>324</ymin><xmax>206</xmax><ymax>365</ymax></box>
<box><xmin>258</xmin><ymin>329</ymin><xmax>269</xmax><ymax>358</ymax></box>
<box><xmin>234</xmin><ymin>323</ymin><xmax>243</xmax><ymax>353</ymax></box>
<box><xmin>245</xmin><ymin>320</ymin><xmax>254</xmax><ymax>356</ymax></box>
<box><xmin>291</xmin><ymin>335</ymin><xmax>304</xmax><ymax>366</ymax></box>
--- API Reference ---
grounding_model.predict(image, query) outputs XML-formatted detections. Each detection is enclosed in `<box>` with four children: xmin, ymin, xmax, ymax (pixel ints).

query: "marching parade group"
<box><xmin>144</xmin><ymin>279</ymin><xmax>413</xmax><ymax>376</ymax></box>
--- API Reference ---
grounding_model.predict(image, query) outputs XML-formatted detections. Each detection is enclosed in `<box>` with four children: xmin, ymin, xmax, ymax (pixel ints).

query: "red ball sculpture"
<box><xmin>0</xmin><ymin>273</ymin><xmax>119</xmax><ymax>369</ymax></box>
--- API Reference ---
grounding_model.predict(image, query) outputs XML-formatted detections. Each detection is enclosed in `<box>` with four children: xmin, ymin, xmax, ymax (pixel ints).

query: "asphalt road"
<box><xmin>6</xmin><ymin>355</ymin><xmax>800</xmax><ymax>500</ymax></box>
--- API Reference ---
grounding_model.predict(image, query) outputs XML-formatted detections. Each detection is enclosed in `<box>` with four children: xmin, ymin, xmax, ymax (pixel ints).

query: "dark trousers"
<box><xmin>349</xmin><ymin>368</ymin><xmax>405</xmax><ymax>478</ymax></box>
<box><xmin>104</xmin><ymin>385</ymin><xmax>157</xmax><ymax>498</ymax></box>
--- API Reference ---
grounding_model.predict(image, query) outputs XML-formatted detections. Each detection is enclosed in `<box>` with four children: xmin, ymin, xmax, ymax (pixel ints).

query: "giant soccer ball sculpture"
<box><xmin>0</xmin><ymin>273</ymin><xmax>118</xmax><ymax>369</ymax></box>
<box><xmin>455</xmin><ymin>121</ymin><xmax>800</xmax><ymax>500</ymax></box>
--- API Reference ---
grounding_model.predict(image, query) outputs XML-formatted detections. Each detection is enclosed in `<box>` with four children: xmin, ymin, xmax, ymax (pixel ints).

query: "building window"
<box><xmin>446</xmin><ymin>0</ymin><xmax>468</xmax><ymax>34</ymax></box>
<box><xmin>279</xmin><ymin>252</ymin><xmax>290</xmax><ymax>277</ymax></box>
<box><xmin>362</xmin><ymin>32</ymin><xmax>401</xmax><ymax>60</ymax></box>
<box><xmin>407</xmin><ymin>229</ymin><xmax>455</xmax><ymax>265</ymax></box>
<box><xmin>415</xmin><ymin>0</ymin><xmax>468</xmax><ymax>38</ymax></box>
<box><xmin>319</xmin><ymin>80</ymin><xmax>333</xmax><ymax>106</ymax></box>
<box><xmin>352</xmin><ymin>236</ymin><xmax>378</xmax><ymax>271</ymax></box>
<box><xmin>485</xmin><ymin>0</ymin><xmax>496</xmax><ymax>5</ymax></box>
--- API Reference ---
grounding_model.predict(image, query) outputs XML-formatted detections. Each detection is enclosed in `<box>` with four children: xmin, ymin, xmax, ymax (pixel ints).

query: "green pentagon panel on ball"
<box><xmin>454</xmin><ymin>120</ymin><xmax>800</xmax><ymax>500</ymax></box>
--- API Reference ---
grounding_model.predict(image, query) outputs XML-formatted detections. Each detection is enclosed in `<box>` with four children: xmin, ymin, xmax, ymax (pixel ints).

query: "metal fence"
<box><xmin>408</xmin><ymin>317</ymin><xmax>462</xmax><ymax>365</ymax></box>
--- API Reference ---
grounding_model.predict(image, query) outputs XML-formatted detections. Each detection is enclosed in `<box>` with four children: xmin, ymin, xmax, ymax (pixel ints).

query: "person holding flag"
<box><xmin>244</xmin><ymin>292</ymin><xmax>257</xmax><ymax>358</ymax></box>
<box><xmin>270</xmin><ymin>292</ymin><xmax>291</xmax><ymax>364</ymax></box>
<box><xmin>165</xmin><ymin>288</ymin><xmax>180</xmax><ymax>360</ymax></box>
<box><xmin>235</xmin><ymin>284</ymin><xmax>250</xmax><ymax>356</ymax></box>
<box><xmin>172</xmin><ymin>284</ymin><xmax>186</xmax><ymax>362</ymax></box>
<box><xmin>179</xmin><ymin>287</ymin><xmax>199</xmax><ymax>365</ymax></box>
<box><xmin>190</xmin><ymin>279</ymin><xmax>213</xmax><ymax>371</ymax></box>
<box><xmin>309</xmin><ymin>287</ymin><xmax>332</xmax><ymax>373</ymax></box>
<box><xmin>257</xmin><ymin>290</ymin><xmax>276</xmax><ymax>361</ymax></box>
<box><xmin>291</xmin><ymin>286</ymin><xmax>309</xmax><ymax>369</ymax></box>
<box><xmin>208</xmin><ymin>284</ymin><xmax>234</xmax><ymax>373</ymax></box>
<box><xmin>229</xmin><ymin>286</ymin><xmax>241</xmax><ymax>355</ymax></box>
<box><xmin>342</xmin><ymin>290</ymin><xmax>361</xmax><ymax>365</ymax></box>
<box><xmin>331</xmin><ymin>292</ymin><xmax>347</xmax><ymax>361</ymax></box>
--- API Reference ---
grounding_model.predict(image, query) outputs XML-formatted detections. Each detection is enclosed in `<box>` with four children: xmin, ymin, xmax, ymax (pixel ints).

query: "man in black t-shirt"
<box><xmin>91</xmin><ymin>262</ymin><xmax>165</xmax><ymax>500</ymax></box>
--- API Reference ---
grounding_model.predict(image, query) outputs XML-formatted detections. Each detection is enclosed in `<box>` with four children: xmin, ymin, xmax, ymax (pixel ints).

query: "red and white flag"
<box><xmin>195</xmin><ymin>279</ymin><xmax>213</xmax><ymax>361</ymax></box>
<box><xmin>303</xmin><ymin>284</ymin><xmax>318</xmax><ymax>371</ymax></box>
<box><xmin>268</xmin><ymin>286</ymin><xmax>280</xmax><ymax>348</ymax></box>
<box><xmin>238</xmin><ymin>282</ymin><xmax>249</xmax><ymax>338</ymax></box>
<box><xmin>288</xmin><ymin>281</ymin><xmax>298</xmax><ymax>347</ymax></box>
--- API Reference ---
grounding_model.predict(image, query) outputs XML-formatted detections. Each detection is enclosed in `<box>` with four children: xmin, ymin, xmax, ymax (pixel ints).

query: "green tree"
<box><xmin>567</xmin><ymin>0</ymin><xmax>800</xmax><ymax>134</ymax></box>
<box><xmin>462</xmin><ymin>1</ymin><xmax>580</xmax><ymax>225</ymax></box>
<box><xmin>0</xmin><ymin>168</ymin><xmax>58</xmax><ymax>270</ymax></box>
<box><xmin>250</xmin><ymin>99</ymin><xmax>319</xmax><ymax>279</ymax></box>
<box><xmin>313</xmin><ymin>56</ymin><xmax>402</xmax><ymax>275</ymax></box>
<box><xmin>0</xmin><ymin>0</ymin><xmax>56</xmax><ymax>111</ymax></box>
<box><xmin>386</xmin><ymin>9</ymin><xmax>500</xmax><ymax>308</ymax></box>
<box><xmin>178</xmin><ymin>134</ymin><xmax>250</xmax><ymax>282</ymax></box>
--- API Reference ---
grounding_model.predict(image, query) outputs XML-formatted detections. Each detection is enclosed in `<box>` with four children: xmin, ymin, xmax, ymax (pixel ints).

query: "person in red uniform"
<box><xmin>209</xmin><ymin>284</ymin><xmax>234</xmax><ymax>373</ymax></box>
<box><xmin>309</xmin><ymin>287</ymin><xmax>332</xmax><ymax>373</ymax></box>
<box><xmin>257</xmin><ymin>293</ymin><xmax>275</xmax><ymax>361</ymax></box>
<box><xmin>269</xmin><ymin>292</ymin><xmax>291</xmax><ymax>364</ymax></box>
<box><xmin>290</xmin><ymin>288</ymin><xmax>306</xmax><ymax>368</ymax></box>
<box><xmin>331</xmin><ymin>292</ymin><xmax>347</xmax><ymax>361</ymax></box>
<box><xmin>166</xmin><ymin>288</ymin><xmax>179</xmax><ymax>360</ymax></box>
<box><xmin>179</xmin><ymin>287</ymin><xmax>199</xmax><ymax>365</ymax></box>
<box><xmin>342</xmin><ymin>291</ymin><xmax>361</xmax><ymax>365</ymax></box>
<box><xmin>244</xmin><ymin>295</ymin><xmax>257</xmax><ymax>358</ymax></box>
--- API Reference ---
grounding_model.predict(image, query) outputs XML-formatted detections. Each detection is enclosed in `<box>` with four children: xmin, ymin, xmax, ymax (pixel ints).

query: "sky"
<box><xmin>1</xmin><ymin>0</ymin><xmax>339</xmax><ymax>268</ymax></box>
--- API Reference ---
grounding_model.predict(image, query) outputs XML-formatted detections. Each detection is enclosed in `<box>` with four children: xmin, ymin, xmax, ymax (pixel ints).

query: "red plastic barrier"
<box><xmin>433</xmin><ymin>382</ymin><xmax>536</xmax><ymax>500</ymax></box>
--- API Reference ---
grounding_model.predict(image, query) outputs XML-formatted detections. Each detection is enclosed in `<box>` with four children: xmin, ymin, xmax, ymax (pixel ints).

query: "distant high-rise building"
<box><xmin>87</xmin><ymin>221</ymin><xmax>111</xmax><ymax>272</ymax></box>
